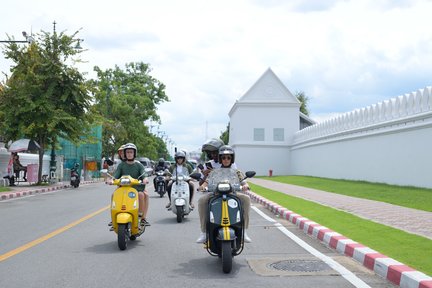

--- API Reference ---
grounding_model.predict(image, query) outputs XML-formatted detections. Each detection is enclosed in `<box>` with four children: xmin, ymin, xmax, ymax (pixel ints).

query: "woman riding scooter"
<box><xmin>197</xmin><ymin>145</ymin><xmax>252</xmax><ymax>243</ymax></box>
<box><xmin>166</xmin><ymin>151</ymin><xmax>194</xmax><ymax>209</ymax></box>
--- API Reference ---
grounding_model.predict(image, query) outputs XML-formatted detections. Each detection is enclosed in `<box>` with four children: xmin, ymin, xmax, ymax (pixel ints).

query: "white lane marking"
<box><xmin>252</xmin><ymin>206</ymin><xmax>371</xmax><ymax>288</ymax></box>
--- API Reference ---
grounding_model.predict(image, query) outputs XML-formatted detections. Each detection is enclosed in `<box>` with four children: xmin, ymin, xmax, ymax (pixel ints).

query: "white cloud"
<box><xmin>1</xmin><ymin>0</ymin><xmax>432</xmax><ymax>154</ymax></box>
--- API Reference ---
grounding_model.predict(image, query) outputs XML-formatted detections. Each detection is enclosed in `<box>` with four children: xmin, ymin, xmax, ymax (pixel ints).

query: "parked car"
<box><xmin>138</xmin><ymin>157</ymin><xmax>154</xmax><ymax>175</ymax></box>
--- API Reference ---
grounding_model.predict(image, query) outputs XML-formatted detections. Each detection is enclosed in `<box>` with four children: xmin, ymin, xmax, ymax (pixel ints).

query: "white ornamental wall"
<box><xmin>289</xmin><ymin>87</ymin><xmax>432</xmax><ymax>188</ymax></box>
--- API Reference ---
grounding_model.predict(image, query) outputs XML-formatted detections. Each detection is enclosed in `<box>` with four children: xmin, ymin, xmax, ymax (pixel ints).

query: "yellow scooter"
<box><xmin>110</xmin><ymin>175</ymin><xmax>147</xmax><ymax>250</ymax></box>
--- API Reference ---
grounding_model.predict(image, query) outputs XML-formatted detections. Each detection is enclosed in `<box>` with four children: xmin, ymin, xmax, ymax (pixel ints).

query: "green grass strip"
<box><xmin>259</xmin><ymin>175</ymin><xmax>432</xmax><ymax>212</ymax></box>
<box><xmin>250</xmin><ymin>183</ymin><xmax>432</xmax><ymax>276</ymax></box>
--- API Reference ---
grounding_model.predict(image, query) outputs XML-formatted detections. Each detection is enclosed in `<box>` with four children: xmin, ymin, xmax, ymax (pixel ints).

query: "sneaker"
<box><xmin>141</xmin><ymin>218</ymin><xmax>151</xmax><ymax>226</ymax></box>
<box><xmin>189</xmin><ymin>203</ymin><xmax>195</xmax><ymax>209</ymax></box>
<box><xmin>108</xmin><ymin>222</ymin><xmax>112</xmax><ymax>226</ymax></box>
<box><xmin>196</xmin><ymin>232</ymin><xmax>207</xmax><ymax>243</ymax></box>
<box><xmin>244</xmin><ymin>232</ymin><xmax>252</xmax><ymax>243</ymax></box>
<box><xmin>165</xmin><ymin>202</ymin><xmax>171</xmax><ymax>208</ymax></box>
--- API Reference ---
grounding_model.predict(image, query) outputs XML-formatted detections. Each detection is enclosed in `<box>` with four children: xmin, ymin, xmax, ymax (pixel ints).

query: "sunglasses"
<box><xmin>221</xmin><ymin>156</ymin><xmax>232</xmax><ymax>160</ymax></box>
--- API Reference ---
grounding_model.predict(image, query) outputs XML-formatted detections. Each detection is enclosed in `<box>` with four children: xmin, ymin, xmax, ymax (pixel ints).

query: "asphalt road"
<box><xmin>0</xmin><ymin>181</ymin><xmax>395</xmax><ymax>288</ymax></box>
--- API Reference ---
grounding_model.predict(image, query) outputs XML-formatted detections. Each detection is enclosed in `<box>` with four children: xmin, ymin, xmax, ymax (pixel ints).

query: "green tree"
<box><xmin>295</xmin><ymin>91</ymin><xmax>310</xmax><ymax>116</ymax></box>
<box><xmin>220</xmin><ymin>122</ymin><xmax>229</xmax><ymax>144</ymax></box>
<box><xmin>90</xmin><ymin>62</ymin><xmax>169</xmax><ymax>160</ymax></box>
<box><xmin>0</xmin><ymin>28</ymin><xmax>93</xmax><ymax>183</ymax></box>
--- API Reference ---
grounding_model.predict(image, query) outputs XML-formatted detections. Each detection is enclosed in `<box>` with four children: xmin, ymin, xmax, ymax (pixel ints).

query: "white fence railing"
<box><xmin>292</xmin><ymin>86</ymin><xmax>432</xmax><ymax>145</ymax></box>
<box><xmin>288</xmin><ymin>86</ymin><xmax>432</xmax><ymax>188</ymax></box>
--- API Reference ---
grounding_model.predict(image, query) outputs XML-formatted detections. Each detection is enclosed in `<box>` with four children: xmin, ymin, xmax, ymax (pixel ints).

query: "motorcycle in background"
<box><xmin>154</xmin><ymin>169</ymin><xmax>168</xmax><ymax>197</ymax></box>
<box><xmin>70</xmin><ymin>163</ymin><xmax>80</xmax><ymax>188</ymax></box>
<box><xmin>191</xmin><ymin>169</ymin><xmax>256</xmax><ymax>273</ymax></box>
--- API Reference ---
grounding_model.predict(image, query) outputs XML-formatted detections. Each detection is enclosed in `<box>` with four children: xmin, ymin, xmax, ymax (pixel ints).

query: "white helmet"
<box><xmin>123</xmin><ymin>143</ymin><xmax>137</xmax><ymax>159</ymax></box>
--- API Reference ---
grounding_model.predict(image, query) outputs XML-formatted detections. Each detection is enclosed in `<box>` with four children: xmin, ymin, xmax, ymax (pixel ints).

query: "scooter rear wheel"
<box><xmin>221</xmin><ymin>241</ymin><xmax>233</xmax><ymax>273</ymax></box>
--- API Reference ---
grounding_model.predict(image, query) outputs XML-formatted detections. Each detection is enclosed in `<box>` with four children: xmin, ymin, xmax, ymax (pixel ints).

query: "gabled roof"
<box><xmin>300</xmin><ymin>111</ymin><xmax>316</xmax><ymax>125</ymax></box>
<box><xmin>238</xmin><ymin>68</ymin><xmax>300</xmax><ymax>104</ymax></box>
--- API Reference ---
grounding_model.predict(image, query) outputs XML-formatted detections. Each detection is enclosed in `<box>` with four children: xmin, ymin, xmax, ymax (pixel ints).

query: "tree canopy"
<box><xmin>90</xmin><ymin>62</ymin><xmax>170</xmax><ymax>160</ymax></box>
<box><xmin>0</xmin><ymin>28</ymin><xmax>93</xmax><ymax>183</ymax></box>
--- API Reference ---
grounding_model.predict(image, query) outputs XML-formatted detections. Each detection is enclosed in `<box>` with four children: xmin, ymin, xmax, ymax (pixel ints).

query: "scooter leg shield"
<box><xmin>116</xmin><ymin>213</ymin><xmax>133</xmax><ymax>224</ymax></box>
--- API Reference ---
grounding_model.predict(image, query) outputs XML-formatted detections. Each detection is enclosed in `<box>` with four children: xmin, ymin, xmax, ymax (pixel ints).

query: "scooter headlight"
<box><xmin>120</xmin><ymin>178</ymin><xmax>131</xmax><ymax>185</ymax></box>
<box><xmin>217</xmin><ymin>183</ymin><xmax>231</xmax><ymax>193</ymax></box>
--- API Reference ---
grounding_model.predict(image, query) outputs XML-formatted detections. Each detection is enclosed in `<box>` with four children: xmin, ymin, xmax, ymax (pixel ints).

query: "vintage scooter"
<box><xmin>70</xmin><ymin>163</ymin><xmax>80</xmax><ymax>188</ymax></box>
<box><xmin>191</xmin><ymin>169</ymin><xmax>255</xmax><ymax>273</ymax></box>
<box><xmin>107</xmin><ymin>171</ymin><xmax>149</xmax><ymax>250</ymax></box>
<box><xmin>167</xmin><ymin>171</ymin><xmax>194</xmax><ymax>223</ymax></box>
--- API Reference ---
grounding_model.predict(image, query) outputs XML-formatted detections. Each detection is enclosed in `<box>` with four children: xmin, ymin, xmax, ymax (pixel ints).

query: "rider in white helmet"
<box><xmin>111</xmin><ymin>143</ymin><xmax>151</xmax><ymax>226</ymax></box>
<box><xmin>166</xmin><ymin>150</ymin><xmax>194</xmax><ymax>209</ymax></box>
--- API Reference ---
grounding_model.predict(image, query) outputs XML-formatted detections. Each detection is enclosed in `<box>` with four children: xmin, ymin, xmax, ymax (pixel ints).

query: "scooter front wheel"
<box><xmin>117</xmin><ymin>224</ymin><xmax>128</xmax><ymax>250</ymax></box>
<box><xmin>176</xmin><ymin>206</ymin><xmax>183</xmax><ymax>223</ymax></box>
<box><xmin>221</xmin><ymin>241</ymin><xmax>233</xmax><ymax>273</ymax></box>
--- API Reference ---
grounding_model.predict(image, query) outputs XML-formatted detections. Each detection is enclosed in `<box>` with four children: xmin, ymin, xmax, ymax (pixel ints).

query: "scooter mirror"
<box><xmin>189</xmin><ymin>172</ymin><xmax>202</xmax><ymax>181</ymax></box>
<box><xmin>245</xmin><ymin>171</ymin><xmax>256</xmax><ymax>178</ymax></box>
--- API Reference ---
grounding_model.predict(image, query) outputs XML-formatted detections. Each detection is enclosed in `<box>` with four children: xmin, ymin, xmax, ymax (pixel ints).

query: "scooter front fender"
<box><xmin>217</xmin><ymin>227</ymin><xmax>236</xmax><ymax>241</ymax></box>
<box><xmin>116</xmin><ymin>213</ymin><xmax>133</xmax><ymax>224</ymax></box>
<box><xmin>174</xmin><ymin>198</ymin><xmax>186</xmax><ymax>207</ymax></box>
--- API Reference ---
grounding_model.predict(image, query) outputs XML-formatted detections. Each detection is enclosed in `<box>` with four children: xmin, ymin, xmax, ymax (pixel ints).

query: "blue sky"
<box><xmin>1</xmin><ymin>0</ymin><xmax>431</xmax><ymax>155</ymax></box>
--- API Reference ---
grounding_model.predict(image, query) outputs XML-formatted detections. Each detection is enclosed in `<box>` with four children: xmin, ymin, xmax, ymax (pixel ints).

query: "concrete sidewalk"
<box><xmin>0</xmin><ymin>180</ymin><xmax>101</xmax><ymax>201</ymax></box>
<box><xmin>248</xmin><ymin>178</ymin><xmax>432</xmax><ymax>240</ymax></box>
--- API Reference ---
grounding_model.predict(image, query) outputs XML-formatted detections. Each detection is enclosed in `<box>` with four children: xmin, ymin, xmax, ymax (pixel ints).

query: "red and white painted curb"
<box><xmin>245</xmin><ymin>190</ymin><xmax>432</xmax><ymax>288</ymax></box>
<box><xmin>0</xmin><ymin>180</ymin><xmax>100</xmax><ymax>201</ymax></box>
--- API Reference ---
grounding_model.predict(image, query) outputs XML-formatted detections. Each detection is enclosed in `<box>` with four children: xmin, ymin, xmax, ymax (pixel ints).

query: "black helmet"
<box><xmin>202</xmin><ymin>138</ymin><xmax>224</xmax><ymax>159</ymax></box>
<box><xmin>218</xmin><ymin>145</ymin><xmax>235</xmax><ymax>165</ymax></box>
<box><xmin>158</xmin><ymin>158</ymin><xmax>165</xmax><ymax>166</ymax></box>
<box><xmin>123</xmin><ymin>143</ymin><xmax>137</xmax><ymax>159</ymax></box>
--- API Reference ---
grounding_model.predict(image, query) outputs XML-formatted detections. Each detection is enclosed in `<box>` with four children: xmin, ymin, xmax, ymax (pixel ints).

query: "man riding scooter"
<box><xmin>110</xmin><ymin>143</ymin><xmax>151</xmax><ymax>226</ymax></box>
<box><xmin>153</xmin><ymin>158</ymin><xmax>168</xmax><ymax>191</ymax></box>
